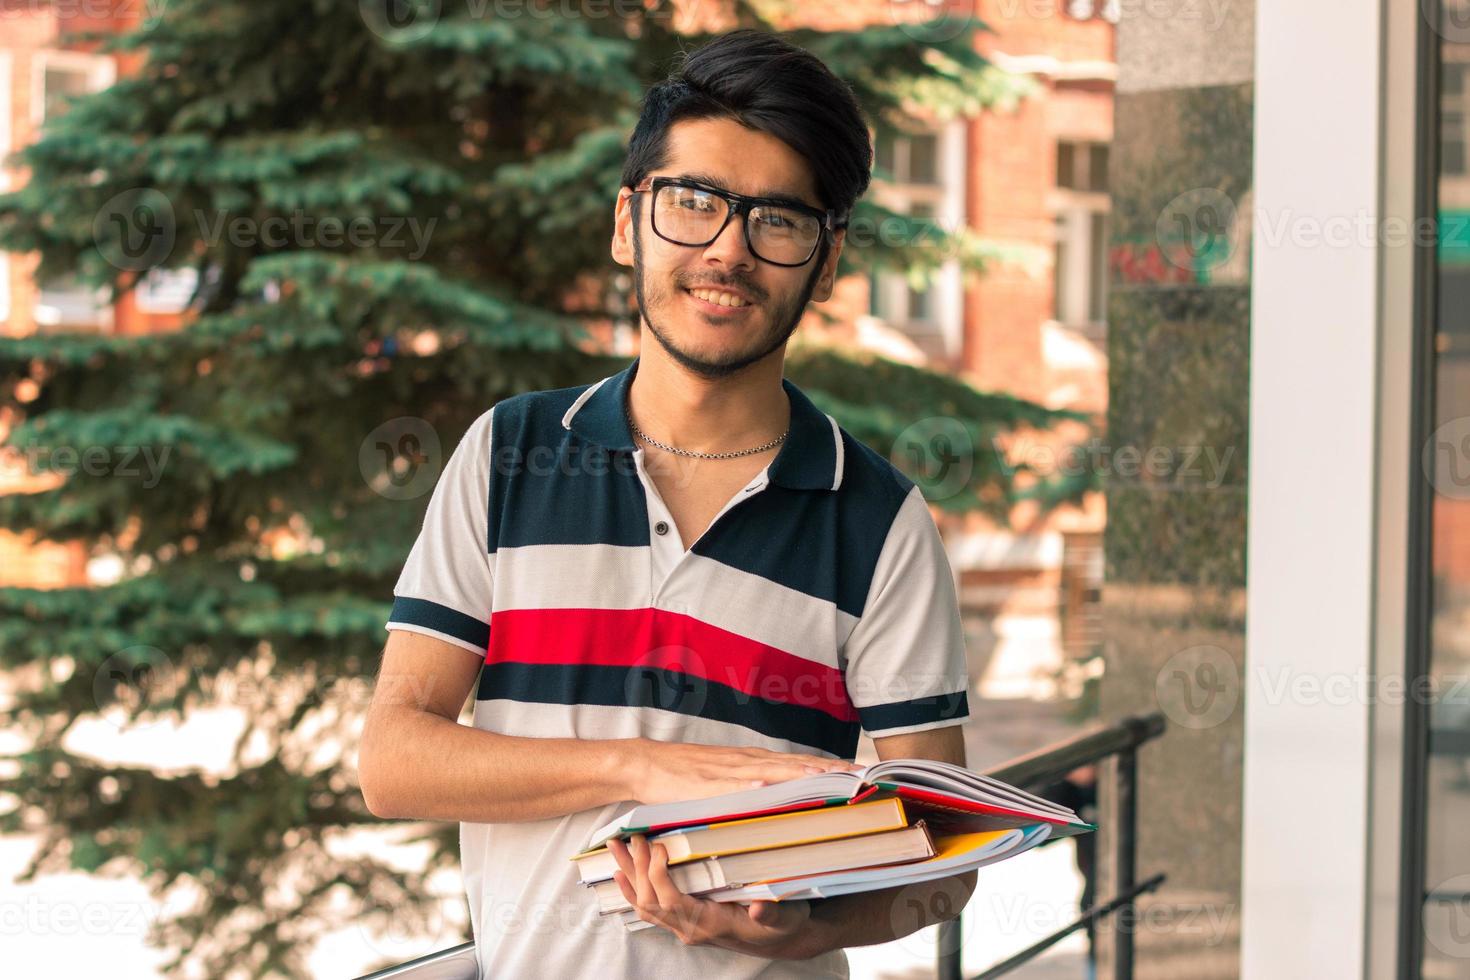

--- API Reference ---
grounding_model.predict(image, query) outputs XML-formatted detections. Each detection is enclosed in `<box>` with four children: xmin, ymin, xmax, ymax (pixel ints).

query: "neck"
<box><xmin>626</xmin><ymin>344</ymin><xmax>790</xmax><ymax>456</ymax></box>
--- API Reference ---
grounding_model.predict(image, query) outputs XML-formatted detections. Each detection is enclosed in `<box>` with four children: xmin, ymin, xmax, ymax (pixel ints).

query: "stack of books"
<box><xmin>568</xmin><ymin>757</ymin><xmax>1094</xmax><ymax>931</ymax></box>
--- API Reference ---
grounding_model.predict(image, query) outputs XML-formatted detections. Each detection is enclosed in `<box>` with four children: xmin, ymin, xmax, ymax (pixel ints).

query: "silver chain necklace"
<box><xmin>626</xmin><ymin>408</ymin><xmax>788</xmax><ymax>459</ymax></box>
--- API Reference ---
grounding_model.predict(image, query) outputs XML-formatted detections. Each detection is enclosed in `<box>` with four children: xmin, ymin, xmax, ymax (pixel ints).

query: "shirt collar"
<box><xmin>561</xmin><ymin>357</ymin><xmax>845</xmax><ymax>492</ymax></box>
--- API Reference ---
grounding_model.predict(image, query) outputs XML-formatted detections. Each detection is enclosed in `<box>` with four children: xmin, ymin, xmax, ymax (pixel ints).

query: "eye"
<box><xmin>674</xmin><ymin>189</ymin><xmax>719</xmax><ymax>212</ymax></box>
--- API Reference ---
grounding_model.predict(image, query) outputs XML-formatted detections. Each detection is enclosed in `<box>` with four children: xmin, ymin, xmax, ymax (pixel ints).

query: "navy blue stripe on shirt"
<box><xmin>855</xmin><ymin>689</ymin><xmax>972</xmax><ymax>734</ymax></box>
<box><xmin>389</xmin><ymin>596</ymin><xmax>490</xmax><ymax>651</ymax></box>
<box><xmin>475</xmin><ymin>660</ymin><xmax>863</xmax><ymax>758</ymax></box>
<box><xmin>485</xmin><ymin>388</ymin><xmax>915</xmax><ymax>618</ymax></box>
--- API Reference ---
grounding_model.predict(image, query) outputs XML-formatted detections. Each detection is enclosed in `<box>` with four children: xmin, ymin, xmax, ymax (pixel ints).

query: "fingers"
<box><xmin>645</xmin><ymin>841</ymin><xmax>697</xmax><ymax>919</ymax></box>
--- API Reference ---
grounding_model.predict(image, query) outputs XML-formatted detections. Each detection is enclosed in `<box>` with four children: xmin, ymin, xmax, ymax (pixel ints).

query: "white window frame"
<box><xmin>869</xmin><ymin>119</ymin><xmax>966</xmax><ymax>361</ymax></box>
<box><xmin>30</xmin><ymin>51</ymin><xmax>117</xmax><ymax>332</ymax></box>
<box><xmin>135</xmin><ymin>266</ymin><xmax>201</xmax><ymax>315</ymax></box>
<box><xmin>1048</xmin><ymin>140</ymin><xmax>1110</xmax><ymax>336</ymax></box>
<box><xmin>0</xmin><ymin>51</ymin><xmax>12</xmax><ymax>194</ymax></box>
<box><xmin>0</xmin><ymin>53</ymin><xmax>10</xmax><ymax>324</ymax></box>
<box><xmin>30</xmin><ymin>49</ymin><xmax>116</xmax><ymax>127</ymax></box>
<box><xmin>1242</xmin><ymin>1</ymin><xmax>1404</xmax><ymax>978</ymax></box>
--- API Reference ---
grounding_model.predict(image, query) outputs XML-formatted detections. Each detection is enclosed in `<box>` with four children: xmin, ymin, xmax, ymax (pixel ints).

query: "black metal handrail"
<box><xmin>937</xmin><ymin>711</ymin><xmax>1168</xmax><ymax>980</ymax></box>
<box><xmin>356</xmin><ymin>711</ymin><xmax>1169</xmax><ymax>980</ymax></box>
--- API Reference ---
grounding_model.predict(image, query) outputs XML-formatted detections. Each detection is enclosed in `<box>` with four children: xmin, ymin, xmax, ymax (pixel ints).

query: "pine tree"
<box><xmin>0</xmin><ymin>3</ymin><xmax>1081</xmax><ymax>975</ymax></box>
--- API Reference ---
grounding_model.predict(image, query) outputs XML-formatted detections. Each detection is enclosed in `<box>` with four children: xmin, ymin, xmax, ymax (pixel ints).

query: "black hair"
<box><xmin>620</xmin><ymin>29</ymin><xmax>873</xmax><ymax>235</ymax></box>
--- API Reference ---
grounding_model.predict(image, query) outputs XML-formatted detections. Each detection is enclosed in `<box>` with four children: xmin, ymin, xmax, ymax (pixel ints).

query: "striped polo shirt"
<box><xmin>384</xmin><ymin>356</ymin><xmax>971</xmax><ymax>979</ymax></box>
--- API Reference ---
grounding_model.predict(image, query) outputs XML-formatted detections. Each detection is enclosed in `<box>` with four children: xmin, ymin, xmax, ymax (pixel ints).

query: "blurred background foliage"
<box><xmin>0</xmin><ymin>1</ymin><xmax>1087</xmax><ymax>975</ymax></box>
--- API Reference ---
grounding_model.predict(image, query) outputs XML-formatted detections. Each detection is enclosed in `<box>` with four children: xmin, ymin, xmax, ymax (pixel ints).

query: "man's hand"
<box><xmin>607</xmin><ymin>835</ymin><xmax>832</xmax><ymax>960</ymax></box>
<box><xmin>627</xmin><ymin>741</ymin><xmax>863</xmax><ymax>805</ymax></box>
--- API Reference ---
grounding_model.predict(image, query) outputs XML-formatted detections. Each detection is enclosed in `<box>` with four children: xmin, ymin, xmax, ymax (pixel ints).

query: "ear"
<box><xmin>611</xmin><ymin>187</ymin><xmax>635</xmax><ymax>268</ymax></box>
<box><xmin>809</xmin><ymin>228</ymin><xmax>846</xmax><ymax>303</ymax></box>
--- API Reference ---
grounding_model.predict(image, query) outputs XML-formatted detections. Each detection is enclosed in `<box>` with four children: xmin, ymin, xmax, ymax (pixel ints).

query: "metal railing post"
<box><xmin>1114</xmin><ymin>724</ymin><xmax>1140</xmax><ymax>980</ymax></box>
<box><xmin>937</xmin><ymin>916</ymin><xmax>963</xmax><ymax>980</ymax></box>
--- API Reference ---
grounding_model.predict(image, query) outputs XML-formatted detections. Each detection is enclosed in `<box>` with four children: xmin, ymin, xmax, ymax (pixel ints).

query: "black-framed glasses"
<box><xmin>630</xmin><ymin>176</ymin><xmax>839</xmax><ymax>267</ymax></box>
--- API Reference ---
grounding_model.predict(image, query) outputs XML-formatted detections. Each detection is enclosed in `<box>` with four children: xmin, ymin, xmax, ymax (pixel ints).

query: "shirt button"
<box><xmin>654</xmin><ymin>521</ymin><xmax>669</xmax><ymax>535</ymax></box>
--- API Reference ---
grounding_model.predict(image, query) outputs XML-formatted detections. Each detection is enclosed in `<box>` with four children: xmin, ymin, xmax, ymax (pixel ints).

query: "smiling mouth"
<box><xmin>683</xmin><ymin>286</ymin><xmax>755</xmax><ymax>312</ymax></box>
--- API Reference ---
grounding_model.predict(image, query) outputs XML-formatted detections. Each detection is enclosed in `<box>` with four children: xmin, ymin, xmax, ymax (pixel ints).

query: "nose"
<box><xmin>701</xmin><ymin>208</ymin><xmax>757</xmax><ymax>272</ymax></box>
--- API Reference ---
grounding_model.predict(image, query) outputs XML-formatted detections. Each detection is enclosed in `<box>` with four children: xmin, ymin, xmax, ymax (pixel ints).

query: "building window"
<box><xmin>31</xmin><ymin>51</ymin><xmax>115</xmax><ymax>126</ymax></box>
<box><xmin>1056</xmin><ymin>140</ymin><xmax>1110</xmax><ymax>192</ymax></box>
<box><xmin>1051</xmin><ymin>141</ymin><xmax>1111</xmax><ymax>333</ymax></box>
<box><xmin>135</xmin><ymin>267</ymin><xmax>201</xmax><ymax>315</ymax></box>
<box><xmin>0</xmin><ymin>52</ymin><xmax>11</xmax><ymax>194</ymax></box>
<box><xmin>35</xmin><ymin>273</ymin><xmax>112</xmax><ymax>333</ymax></box>
<box><xmin>870</xmin><ymin>125</ymin><xmax>965</xmax><ymax>360</ymax></box>
<box><xmin>1443</xmin><ymin>60</ymin><xmax>1468</xmax><ymax>177</ymax></box>
<box><xmin>30</xmin><ymin>53</ymin><xmax>117</xmax><ymax>332</ymax></box>
<box><xmin>1064</xmin><ymin>0</ymin><xmax>1121</xmax><ymax>23</ymax></box>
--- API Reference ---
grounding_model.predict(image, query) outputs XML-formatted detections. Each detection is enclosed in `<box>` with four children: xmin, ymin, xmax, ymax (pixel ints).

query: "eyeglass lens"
<box><xmin>653</xmin><ymin>183</ymin><xmax>821</xmax><ymax>265</ymax></box>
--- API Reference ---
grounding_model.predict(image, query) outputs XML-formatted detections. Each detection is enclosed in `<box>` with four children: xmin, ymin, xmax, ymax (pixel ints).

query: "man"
<box><xmin>358</xmin><ymin>29</ymin><xmax>976</xmax><ymax>978</ymax></box>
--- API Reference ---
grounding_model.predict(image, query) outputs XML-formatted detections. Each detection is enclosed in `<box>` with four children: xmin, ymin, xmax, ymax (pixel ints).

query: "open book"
<box><xmin>582</xmin><ymin>757</ymin><xmax>1091</xmax><ymax>854</ymax></box>
<box><xmin>611</xmin><ymin>823</ymin><xmax>1055</xmax><ymax>932</ymax></box>
<box><xmin>592</xmin><ymin>820</ymin><xmax>937</xmax><ymax>915</ymax></box>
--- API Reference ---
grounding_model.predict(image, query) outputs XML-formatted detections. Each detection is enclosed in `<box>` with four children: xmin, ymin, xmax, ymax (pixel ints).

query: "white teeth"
<box><xmin>690</xmin><ymin>288</ymin><xmax>748</xmax><ymax>308</ymax></box>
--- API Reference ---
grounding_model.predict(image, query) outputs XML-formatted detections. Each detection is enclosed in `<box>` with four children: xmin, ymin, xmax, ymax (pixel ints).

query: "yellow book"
<box><xmin>572</xmin><ymin>796</ymin><xmax>907</xmax><ymax>884</ymax></box>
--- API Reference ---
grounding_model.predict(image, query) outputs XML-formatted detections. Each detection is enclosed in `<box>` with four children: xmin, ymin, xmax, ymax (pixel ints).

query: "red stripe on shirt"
<box><xmin>488</xmin><ymin>606</ymin><xmax>858</xmax><ymax>723</ymax></box>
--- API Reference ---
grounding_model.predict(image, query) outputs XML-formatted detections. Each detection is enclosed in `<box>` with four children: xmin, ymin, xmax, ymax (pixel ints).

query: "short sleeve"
<box><xmin>384</xmin><ymin>408</ymin><xmax>495</xmax><ymax>656</ymax></box>
<box><xmin>842</xmin><ymin>484</ymin><xmax>971</xmax><ymax>738</ymax></box>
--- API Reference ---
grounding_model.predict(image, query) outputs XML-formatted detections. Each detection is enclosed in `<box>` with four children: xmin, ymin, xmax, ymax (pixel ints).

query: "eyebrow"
<box><xmin>674</xmin><ymin>172</ymin><xmax>823</xmax><ymax>212</ymax></box>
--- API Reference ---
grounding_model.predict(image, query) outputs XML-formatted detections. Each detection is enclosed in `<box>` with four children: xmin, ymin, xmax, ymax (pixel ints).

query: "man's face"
<box><xmin>611</xmin><ymin>117</ymin><xmax>846</xmax><ymax>380</ymax></box>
